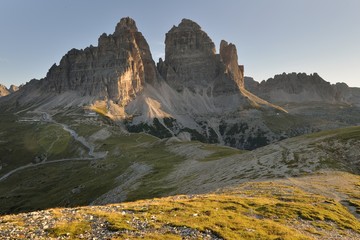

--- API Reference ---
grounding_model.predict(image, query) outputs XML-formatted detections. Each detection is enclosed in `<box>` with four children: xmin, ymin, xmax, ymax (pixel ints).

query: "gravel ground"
<box><xmin>0</xmin><ymin>204</ymin><xmax>223</xmax><ymax>240</ymax></box>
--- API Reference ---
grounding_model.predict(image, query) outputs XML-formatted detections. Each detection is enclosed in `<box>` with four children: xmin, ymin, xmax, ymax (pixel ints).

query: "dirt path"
<box><xmin>0</xmin><ymin>157</ymin><xmax>96</xmax><ymax>182</ymax></box>
<box><xmin>0</xmin><ymin>112</ymin><xmax>107</xmax><ymax>182</ymax></box>
<box><xmin>41</xmin><ymin>112</ymin><xmax>98</xmax><ymax>157</ymax></box>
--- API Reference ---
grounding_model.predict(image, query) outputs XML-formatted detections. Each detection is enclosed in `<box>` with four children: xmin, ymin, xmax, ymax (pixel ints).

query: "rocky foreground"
<box><xmin>1</xmin><ymin>175</ymin><xmax>360</xmax><ymax>240</ymax></box>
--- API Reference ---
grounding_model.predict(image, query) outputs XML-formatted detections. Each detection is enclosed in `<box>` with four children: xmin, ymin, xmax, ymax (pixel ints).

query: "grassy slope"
<box><xmin>1</xmin><ymin>111</ymin><xmax>359</xmax><ymax>215</ymax></box>
<box><xmin>0</xmin><ymin>110</ymin><xmax>244</xmax><ymax>214</ymax></box>
<box><xmin>0</xmin><ymin>110</ymin><xmax>360</xmax><ymax>239</ymax></box>
<box><xmin>1</xmin><ymin>179</ymin><xmax>360</xmax><ymax>239</ymax></box>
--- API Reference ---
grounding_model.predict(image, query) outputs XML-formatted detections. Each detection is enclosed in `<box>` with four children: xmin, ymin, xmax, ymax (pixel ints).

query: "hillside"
<box><xmin>1</xmin><ymin>106</ymin><xmax>360</xmax><ymax>213</ymax></box>
<box><xmin>1</xmin><ymin>172</ymin><xmax>360</xmax><ymax>239</ymax></box>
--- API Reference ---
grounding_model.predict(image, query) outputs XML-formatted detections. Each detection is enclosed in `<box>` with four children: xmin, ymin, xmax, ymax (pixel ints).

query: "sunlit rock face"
<box><xmin>0</xmin><ymin>84</ymin><xmax>10</xmax><ymax>97</ymax></box>
<box><xmin>157</xmin><ymin>19</ymin><xmax>244</xmax><ymax>96</ymax></box>
<box><xmin>44</xmin><ymin>17</ymin><xmax>158</xmax><ymax>105</ymax></box>
<box><xmin>8</xmin><ymin>85</ymin><xmax>19</xmax><ymax>93</ymax></box>
<box><xmin>219</xmin><ymin>40</ymin><xmax>244</xmax><ymax>89</ymax></box>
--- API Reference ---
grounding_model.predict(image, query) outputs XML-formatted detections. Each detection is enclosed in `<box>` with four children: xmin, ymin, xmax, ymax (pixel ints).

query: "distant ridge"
<box><xmin>245</xmin><ymin>72</ymin><xmax>360</xmax><ymax>106</ymax></box>
<box><xmin>0</xmin><ymin>84</ymin><xmax>18</xmax><ymax>97</ymax></box>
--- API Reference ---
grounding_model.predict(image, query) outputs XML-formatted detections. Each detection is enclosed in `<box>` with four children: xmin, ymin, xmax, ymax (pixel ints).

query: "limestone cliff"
<box><xmin>44</xmin><ymin>17</ymin><xmax>158</xmax><ymax>106</ymax></box>
<box><xmin>219</xmin><ymin>40</ymin><xmax>244</xmax><ymax>89</ymax></box>
<box><xmin>0</xmin><ymin>84</ymin><xmax>10</xmax><ymax>97</ymax></box>
<box><xmin>8</xmin><ymin>85</ymin><xmax>19</xmax><ymax>93</ymax></box>
<box><xmin>157</xmin><ymin>19</ymin><xmax>244</xmax><ymax>96</ymax></box>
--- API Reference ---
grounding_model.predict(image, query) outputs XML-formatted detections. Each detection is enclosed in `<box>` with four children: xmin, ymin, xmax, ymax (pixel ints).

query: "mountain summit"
<box><xmin>158</xmin><ymin>19</ymin><xmax>244</xmax><ymax>95</ymax></box>
<box><xmin>0</xmin><ymin>84</ymin><xmax>10</xmax><ymax>97</ymax></box>
<box><xmin>0</xmin><ymin>84</ymin><xmax>18</xmax><ymax>97</ymax></box>
<box><xmin>44</xmin><ymin>17</ymin><xmax>158</xmax><ymax>106</ymax></box>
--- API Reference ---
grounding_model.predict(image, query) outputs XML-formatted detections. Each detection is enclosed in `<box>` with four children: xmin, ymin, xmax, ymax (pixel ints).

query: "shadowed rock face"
<box><xmin>158</xmin><ymin>19</ymin><xmax>244</xmax><ymax>96</ymax></box>
<box><xmin>44</xmin><ymin>17</ymin><xmax>158</xmax><ymax>105</ymax></box>
<box><xmin>245</xmin><ymin>73</ymin><xmax>360</xmax><ymax>105</ymax></box>
<box><xmin>8</xmin><ymin>85</ymin><xmax>19</xmax><ymax>93</ymax></box>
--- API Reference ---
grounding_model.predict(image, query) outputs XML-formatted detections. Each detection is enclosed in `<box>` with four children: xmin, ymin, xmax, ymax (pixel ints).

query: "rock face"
<box><xmin>245</xmin><ymin>73</ymin><xmax>360</xmax><ymax>105</ymax></box>
<box><xmin>157</xmin><ymin>19</ymin><xmax>244</xmax><ymax>95</ymax></box>
<box><xmin>44</xmin><ymin>17</ymin><xmax>158</xmax><ymax>105</ymax></box>
<box><xmin>0</xmin><ymin>84</ymin><xmax>10</xmax><ymax>97</ymax></box>
<box><xmin>8</xmin><ymin>85</ymin><xmax>19</xmax><ymax>93</ymax></box>
<box><xmin>220</xmin><ymin>40</ymin><xmax>244</xmax><ymax>89</ymax></box>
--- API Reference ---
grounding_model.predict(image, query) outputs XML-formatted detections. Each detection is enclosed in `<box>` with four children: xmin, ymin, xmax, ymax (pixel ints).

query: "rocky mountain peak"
<box><xmin>165</xmin><ymin>18</ymin><xmax>215</xmax><ymax>61</ymax></box>
<box><xmin>42</xmin><ymin>17</ymin><xmax>158</xmax><ymax>106</ymax></box>
<box><xmin>177</xmin><ymin>18</ymin><xmax>202</xmax><ymax>30</ymax></box>
<box><xmin>0</xmin><ymin>84</ymin><xmax>10</xmax><ymax>97</ymax></box>
<box><xmin>158</xmin><ymin>19</ymin><xmax>245</xmax><ymax>95</ymax></box>
<box><xmin>220</xmin><ymin>40</ymin><xmax>244</xmax><ymax>88</ymax></box>
<box><xmin>8</xmin><ymin>85</ymin><xmax>19</xmax><ymax>93</ymax></box>
<box><xmin>114</xmin><ymin>17</ymin><xmax>138</xmax><ymax>34</ymax></box>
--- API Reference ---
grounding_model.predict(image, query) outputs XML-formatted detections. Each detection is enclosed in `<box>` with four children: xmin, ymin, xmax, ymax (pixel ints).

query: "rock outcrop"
<box><xmin>44</xmin><ymin>17</ymin><xmax>158</xmax><ymax>105</ymax></box>
<box><xmin>219</xmin><ymin>40</ymin><xmax>244</xmax><ymax>89</ymax></box>
<box><xmin>245</xmin><ymin>73</ymin><xmax>360</xmax><ymax>106</ymax></box>
<box><xmin>0</xmin><ymin>84</ymin><xmax>10</xmax><ymax>97</ymax></box>
<box><xmin>157</xmin><ymin>19</ymin><xmax>244</xmax><ymax>96</ymax></box>
<box><xmin>8</xmin><ymin>85</ymin><xmax>19</xmax><ymax>93</ymax></box>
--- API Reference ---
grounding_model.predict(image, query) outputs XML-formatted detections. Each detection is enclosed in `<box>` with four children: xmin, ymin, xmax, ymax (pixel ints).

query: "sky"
<box><xmin>0</xmin><ymin>0</ymin><xmax>359</xmax><ymax>88</ymax></box>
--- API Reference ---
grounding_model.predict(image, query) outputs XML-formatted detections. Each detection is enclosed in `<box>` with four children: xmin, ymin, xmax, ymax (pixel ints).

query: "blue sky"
<box><xmin>0</xmin><ymin>0</ymin><xmax>359</xmax><ymax>88</ymax></box>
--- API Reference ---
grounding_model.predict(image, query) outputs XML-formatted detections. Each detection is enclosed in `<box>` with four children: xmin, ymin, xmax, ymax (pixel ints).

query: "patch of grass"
<box><xmin>87</xmin><ymin>194</ymin><xmax>312</xmax><ymax>240</ymax></box>
<box><xmin>0</xmin><ymin>215</ymin><xmax>25</xmax><ymax>227</ymax></box>
<box><xmin>89</xmin><ymin>210</ymin><xmax>135</xmax><ymax>231</ymax></box>
<box><xmin>263</xmin><ymin>112</ymin><xmax>308</xmax><ymax>133</ymax></box>
<box><xmin>304</xmin><ymin>226</ymin><xmax>324</xmax><ymax>236</ymax></box>
<box><xmin>113</xmin><ymin>233</ymin><xmax>182</xmax><ymax>240</ymax></box>
<box><xmin>198</xmin><ymin>144</ymin><xmax>246</xmax><ymax>161</ymax></box>
<box><xmin>71</xmin><ymin>123</ymin><xmax>104</xmax><ymax>138</ymax></box>
<box><xmin>231</xmin><ymin>182</ymin><xmax>360</xmax><ymax>232</ymax></box>
<box><xmin>48</xmin><ymin>219</ymin><xmax>90</xmax><ymax>237</ymax></box>
<box><xmin>306</xmin><ymin>126</ymin><xmax>360</xmax><ymax>140</ymax></box>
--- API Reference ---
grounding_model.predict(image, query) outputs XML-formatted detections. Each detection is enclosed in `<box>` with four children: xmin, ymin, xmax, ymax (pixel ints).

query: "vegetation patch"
<box><xmin>198</xmin><ymin>144</ymin><xmax>246</xmax><ymax>161</ymax></box>
<box><xmin>48</xmin><ymin>219</ymin><xmax>90</xmax><ymax>237</ymax></box>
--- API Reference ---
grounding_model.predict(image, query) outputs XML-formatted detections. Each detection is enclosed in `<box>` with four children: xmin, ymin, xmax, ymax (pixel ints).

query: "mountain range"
<box><xmin>3</xmin><ymin>17</ymin><xmax>359</xmax><ymax>150</ymax></box>
<box><xmin>0</xmin><ymin>17</ymin><xmax>360</xmax><ymax>239</ymax></box>
<box><xmin>245</xmin><ymin>73</ymin><xmax>360</xmax><ymax>106</ymax></box>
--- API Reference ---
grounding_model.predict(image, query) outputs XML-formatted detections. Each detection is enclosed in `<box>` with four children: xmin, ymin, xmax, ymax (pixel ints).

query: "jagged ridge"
<box><xmin>245</xmin><ymin>72</ymin><xmax>360</xmax><ymax>105</ymax></box>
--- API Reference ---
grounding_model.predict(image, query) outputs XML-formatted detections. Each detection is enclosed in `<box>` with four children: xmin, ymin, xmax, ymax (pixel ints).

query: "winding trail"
<box><xmin>41</xmin><ymin>112</ymin><xmax>97</xmax><ymax>157</ymax></box>
<box><xmin>0</xmin><ymin>157</ymin><xmax>96</xmax><ymax>182</ymax></box>
<box><xmin>0</xmin><ymin>111</ymin><xmax>107</xmax><ymax>182</ymax></box>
